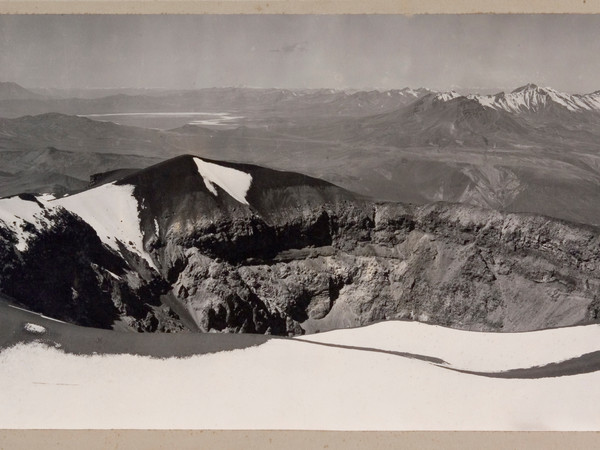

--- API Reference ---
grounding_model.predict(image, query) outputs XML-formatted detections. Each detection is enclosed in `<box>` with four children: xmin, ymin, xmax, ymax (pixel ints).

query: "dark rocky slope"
<box><xmin>1</xmin><ymin>156</ymin><xmax>599</xmax><ymax>334</ymax></box>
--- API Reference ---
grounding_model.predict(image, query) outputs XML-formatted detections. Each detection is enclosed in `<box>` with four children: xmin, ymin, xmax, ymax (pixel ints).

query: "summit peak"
<box><xmin>511</xmin><ymin>83</ymin><xmax>540</xmax><ymax>93</ymax></box>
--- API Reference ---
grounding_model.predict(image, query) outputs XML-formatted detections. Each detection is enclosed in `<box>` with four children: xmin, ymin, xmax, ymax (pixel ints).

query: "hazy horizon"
<box><xmin>13</xmin><ymin>83</ymin><xmax>577</xmax><ymax>96</ymax></box>
<box><xmin>1</xmin><ymin>15</ymin><xmax>600</xmax><ymax>94</ymax></box>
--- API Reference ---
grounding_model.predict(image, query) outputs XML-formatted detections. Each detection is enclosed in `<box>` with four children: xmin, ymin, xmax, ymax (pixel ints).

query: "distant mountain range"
<box><xmin>1</xmin><ymin>81</ymin><xmax>600</xmax><ymax>226</ymax></box>
<box><xmin>0</xmin><ymin>83</ymin><xmax>434</xmax><ymax>118</ymax></box>
<box><xmin>4</xmin><ymin>81</ymin><xmax>600</xmax><ymax>117</ymax></box>
<box><xmin>468</xmin><ymin>83</ymin><xmax>600</xmax><ymax>114</ymax></box>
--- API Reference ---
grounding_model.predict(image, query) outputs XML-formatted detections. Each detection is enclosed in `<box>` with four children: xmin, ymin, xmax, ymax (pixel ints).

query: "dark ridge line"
<box><xmin>435</xmin><ymin>351</ymin><xmax>600</xmax><ymax>379</ymax></box>
<box><xmin>293</xmin><ymin>338</ymin><xmax>447</xmax><ymax>365</ymax></box>
<box><xmin>297</xmin><ymin>337</ymin><xmax>600</xmax><ymax>380</ymax></box>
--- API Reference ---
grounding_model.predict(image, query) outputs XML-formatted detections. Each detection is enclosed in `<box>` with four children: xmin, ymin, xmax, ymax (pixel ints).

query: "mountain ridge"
<box><xmin>463</xmin><ymin>83</ymin><xmax>600</xmax><ymax>114</ymax></box>
<box><xmin>0</xmin><ymin>81</ymin><xmax>44</xmax><ymax>101</ymax></box>
<box><xmin>3</xmin><ymin>81</ymin><xmax>600</xmax><ymax>122</ymax></box>
<box><xmin>1</xmin><ymin>155</ymin><xmax>599</xmax><ymax>335</ymax></box>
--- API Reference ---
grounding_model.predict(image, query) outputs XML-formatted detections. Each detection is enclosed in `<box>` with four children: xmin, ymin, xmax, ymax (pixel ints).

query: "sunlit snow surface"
<box><xmin>2</xmin><ymin>321</ymin><xmax>600</xmax><ymax>430</ymax></box>
<box><xmin>194</xmin><ymin>157</ymin><xmax>252</xmax><ymax>205</ymax></box>
<box><xmin>54</xmin><ymin>183</ymin><xmax>156</xmax><ymax>270</ymax></box>
<box><xmin>0</xmin><ymin>195</ymin><xmax>51</xmax><ymax>251</ymax></box>
<box><xmin>0</xmin><ymin>184</ymin><xmax>157</xmax><ymax>270</ymax></box>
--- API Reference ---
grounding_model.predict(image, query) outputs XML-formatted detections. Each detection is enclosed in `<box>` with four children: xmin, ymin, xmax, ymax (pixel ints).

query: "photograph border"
<box><xmin>1</xmin><ymin>1</ymin><xmax>600</xmax><ymax>448</ymax></box>
<box><xmin>1</xmin><ymin>0</ymin><xmax>600</xmax><ymax>14</ymax></box>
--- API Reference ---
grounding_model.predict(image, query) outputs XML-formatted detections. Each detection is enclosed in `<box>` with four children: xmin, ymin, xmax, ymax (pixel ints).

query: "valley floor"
<box><xmin>2</xmin><ymin>301</ymin><xmax>600</xmax><ymax>430</ymax></box>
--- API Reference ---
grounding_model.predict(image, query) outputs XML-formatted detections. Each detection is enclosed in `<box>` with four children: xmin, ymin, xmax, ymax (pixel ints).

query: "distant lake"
<box><xmin>80</xmin><ymin>112</ymin><xmax>244</xmax><ymax>130</ymax></box>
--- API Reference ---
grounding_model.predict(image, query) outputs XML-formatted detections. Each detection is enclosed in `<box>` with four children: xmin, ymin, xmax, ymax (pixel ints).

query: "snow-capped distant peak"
<box><xmin>467</xmin><ymin>84</ymin><xmax>600</xmax><ymax>113</ymax></box>
<box><xmin>511</xmin><ymin>83</ymin><xmax>540</xmax><ymax>93</ymax></box>
<box><xmin>194</xmin><ymin>158</ymin><xmax>253</xmax><ymax>205</ymax></box>
<box><xmin>428</xmin><ymin>83</ymin><xmax>600</xmax><ymax>114</ymax></box>
<box><xmin>399</xmin><ymin>87</ymin><xmax>418</xmax><ymax>97</ymax></box>
<box><xmin>434</xmin><ymin>91</ymin><xmax>461</xmax><ymax>102</ymax></box>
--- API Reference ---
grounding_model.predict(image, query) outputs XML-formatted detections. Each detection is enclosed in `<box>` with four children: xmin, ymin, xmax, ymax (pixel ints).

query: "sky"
<box><xmin>1</xmin><ymin>15</ymin><xmax>600</xmax><ymax>93</ymax></box>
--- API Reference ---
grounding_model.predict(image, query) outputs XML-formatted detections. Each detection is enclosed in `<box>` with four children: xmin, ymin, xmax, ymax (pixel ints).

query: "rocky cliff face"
<box><xmin>156</xmin><ymin>199</ymin><xmax>600</xmax><ymax>334</ymax></box>
<box><xmin>1</xmin><ymin>156</ymin><xmax>599</xmax><ymax>334</ymax></box>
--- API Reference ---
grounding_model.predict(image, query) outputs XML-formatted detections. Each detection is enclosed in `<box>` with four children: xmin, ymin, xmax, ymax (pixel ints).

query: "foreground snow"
<box><xmin>1</xmin><ymin>321</ymin><xmax>600</xmax><ymax>430</ymax></box>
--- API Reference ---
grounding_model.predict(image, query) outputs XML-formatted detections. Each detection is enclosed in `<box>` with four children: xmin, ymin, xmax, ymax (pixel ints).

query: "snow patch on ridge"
<box><xmin>0</xmin><ymin>186</ymin><xmax>158</xmax><ymax>271</ymax></box>
<box><xmin>53</xmin><ymin>183</ymin><xmax>157</xmax><ymax>270</ymax></box>
<box><xmin>194</xmin><ymin>158</ymin><xmax>253</xmax><ymax>205</ymax></box>
<box><xmin>434</xmin><ymin>91</ymin><xmax>460</xmax><ymax>102</ymax></box>
<box><xmin>0</xmin><ymin>196</ymin><xmax>52</xmax><ymax>251</ymax></box>
<box><xmin>23</xmin><ymin>323</ymin><xmax>46</xmax><ymax>334</ymax></box>
<box><xmin>9</xmin><ymin>305</ymin><xmax>66</xmax><ymax>324</ymax></box>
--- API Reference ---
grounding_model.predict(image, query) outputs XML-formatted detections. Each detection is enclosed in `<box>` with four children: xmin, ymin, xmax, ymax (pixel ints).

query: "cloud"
<box><xmin>270</xmin><ymin>41</ymin><xmax>308</xmax><ymax>53</ymax></box>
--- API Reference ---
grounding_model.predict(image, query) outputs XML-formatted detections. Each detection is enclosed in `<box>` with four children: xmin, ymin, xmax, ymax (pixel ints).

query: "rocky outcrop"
<box><xmin>157</xmin><ymin>199</ymin><xmax>600</xmax><ymax>334</ymax></box>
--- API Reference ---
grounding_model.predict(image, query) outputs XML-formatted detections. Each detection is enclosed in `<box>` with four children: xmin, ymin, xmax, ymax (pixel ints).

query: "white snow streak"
<box><xmin>23</xmin><ymin>323</ymin><xmax>46</xmax><ymax>334</ymax></box>
<box><xmin>194</xmin><ymin>158</ymin><xmax>252</xmax><ymax>205</ymax></box>
<box><xmin>9</xmin><ymin>305</ymin><xmax>66</xmax><ymax>324</ymax></box>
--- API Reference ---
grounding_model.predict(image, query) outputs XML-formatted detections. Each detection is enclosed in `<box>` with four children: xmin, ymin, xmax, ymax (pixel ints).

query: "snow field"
<box><xmin>0</xmin><ymin>184</ymin><xmax>157</xmax><ymax>270</ymax></box>
<box><xmin>0</xmin><ymin>196</ymin><xmax>51</xmax><ymax>251</ymax></box>
<box><xmin>54</xmin><ymin>183</ymin><xmax>157</xmax><ymax>270</ymax></box>
<box><xmin>2</xmin><ymin>321</ymin><xmax>600</xmax><ymax>430</ymax></box>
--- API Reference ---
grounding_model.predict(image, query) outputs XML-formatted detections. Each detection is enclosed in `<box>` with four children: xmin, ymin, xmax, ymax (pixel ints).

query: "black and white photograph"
<box><xmin>1</xmin><ymin>13</ymin><xmax>600</xmax><ymax>431</ymax></box>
